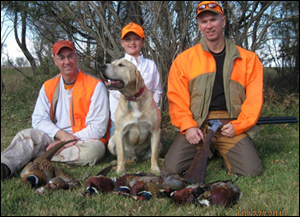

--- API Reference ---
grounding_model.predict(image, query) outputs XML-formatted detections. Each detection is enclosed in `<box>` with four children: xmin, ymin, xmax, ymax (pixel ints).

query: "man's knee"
<box><xmin>163</xmin><ymin>133</ymin><xmax>197</xmax><ymax>174</ymax></box>
<box><xmin>226</xmin><ymin>137</ymin><xmax>263</xmax><ymax>176</ymax></box>
<box><xmin>229</xmin><ymin>160</ymin><xmax>263</xmax><ymax>176</ymax></box>
<box><xmin>81</xmin><ymin>142</ymin><xmax>106</xmax><ymax>166</ymax></box>
<box><xmin>163</xmin><ymin>152</ymin><xmax>190</xmax><ymax>174</ymax></box>
<box><xmin>164</xmin><ymin>160</ymin><xmax>182</xmax><ymax>174</ymax></box>
<box><xmin>58</xmin><ymin>141</ymin><xmax>106</xmax><ymax>166</ymax></box>
<box><xmin>243</xmin><ymin>163</ymin><xmax>263</xmax><ymax>176</ymax></box>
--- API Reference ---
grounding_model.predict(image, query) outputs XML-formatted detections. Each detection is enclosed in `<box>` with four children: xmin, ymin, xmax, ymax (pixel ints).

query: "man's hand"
<box><xmin>54</xmin><ymin>130</ymin><xmax>78</xmax><ymax>141</ymax></box>
<box><xmin>46</xmin><ymin>130</ymin><xmax>79</xmax><ymax>154</ymax></box>
<box><xmin>185</xmin><ymin>127</ymin><xmax>204</xmax><ymax>145</ymax></box>
<box><xmin>220</xmin><ymin>123</ymin><xmax>236</xmax><ymax>138</ymax></box>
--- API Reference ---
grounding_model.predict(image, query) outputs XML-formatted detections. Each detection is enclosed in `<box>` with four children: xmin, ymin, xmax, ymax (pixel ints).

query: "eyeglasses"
<box><xmin>55</xmin><ymin>53</ymin><xmax>76</xmax><ymax>62</ymax></box>
<box><xmin>197</xmin><ymin>3</ymin><xmax>223</xmax><ymax>13</ymax></box>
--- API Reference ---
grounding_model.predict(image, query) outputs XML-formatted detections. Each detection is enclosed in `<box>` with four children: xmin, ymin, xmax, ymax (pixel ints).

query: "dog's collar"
<box><xmin>124</xmin><ymin>86</ymin><xmax>146</xmax><ymax>101</ymax></box>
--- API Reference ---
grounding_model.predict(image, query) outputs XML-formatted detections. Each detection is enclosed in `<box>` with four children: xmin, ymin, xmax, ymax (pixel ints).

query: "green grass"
<box><xmin>1</xmin><ymin>68</ymin><xmax>299</xmax><ymax>216</ymax></box>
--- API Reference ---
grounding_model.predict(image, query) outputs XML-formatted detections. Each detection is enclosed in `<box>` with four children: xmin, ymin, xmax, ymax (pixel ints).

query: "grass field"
<box><xmin>1</xmin><ymin>68</ymin><xmax>299</xmax><ymax>216</ymax></box>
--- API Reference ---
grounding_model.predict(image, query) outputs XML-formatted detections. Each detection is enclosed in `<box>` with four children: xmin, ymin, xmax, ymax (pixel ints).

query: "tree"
<box><xmin>1</xmin><ymin>1</ymin><xmax>37</xmax><ymax>75</ymax></box>
<box><xmin>267</xmin><ymin>1</ymin><xmax>299</xmax><ymax>93</ymax></box>
<box><xmin>15</xmin><ymin>57</ymin><xmax>29</xmax><ymax>67</ymax></box>
<box><xmin>1</xmin><ymin>1</ymin><xmax>299</xmax><ymax>108</ymax></box>
<box><xmin>1</xmin><ymin>7</ymin><xmax>13</xmax><ymax>95</ymax></box>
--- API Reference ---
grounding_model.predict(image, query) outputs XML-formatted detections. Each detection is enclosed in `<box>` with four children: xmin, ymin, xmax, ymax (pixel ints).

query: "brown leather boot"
<box><xmin>1</xmin><ymin>163</ymin><xmax>11</xmax><ymax>181</ymax></box>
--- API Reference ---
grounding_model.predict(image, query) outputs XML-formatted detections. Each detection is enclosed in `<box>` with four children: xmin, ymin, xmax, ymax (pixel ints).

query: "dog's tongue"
<box><xmin>104</xmin><ymin>79</ymin><xmax>123</xmax><ymax>89</ymax></box>
<box><xmin>104</xmin><ymin>79</ymin><xmax>112</xmax><ymax>85</ymax></box>
<box><xmin>105</xmin><ymin>79</ymin><xmax>119</xmax><ymax>85</ymax></box>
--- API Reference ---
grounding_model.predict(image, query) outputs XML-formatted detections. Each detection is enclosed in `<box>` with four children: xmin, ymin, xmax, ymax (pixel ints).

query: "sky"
<box><xmin>1</xmin><ymin>13</ymin><xmax>31</xmax><ymax>65</ymax></box>
<box><xmin>1</xmin><ymin>29</ymin><xmax>30</xmax><ymax>63</ymax></box>
<box><xmin>2</xmin><ymin>32</ymin><xmax>26</xmax><ymax>59</ymax></box>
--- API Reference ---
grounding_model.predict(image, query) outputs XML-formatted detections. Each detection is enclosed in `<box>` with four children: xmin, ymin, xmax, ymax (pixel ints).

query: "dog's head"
<box><xmin>99</xmin><ymin>59</ymin><xmax>144</xmax><ymax>95</ymax></box>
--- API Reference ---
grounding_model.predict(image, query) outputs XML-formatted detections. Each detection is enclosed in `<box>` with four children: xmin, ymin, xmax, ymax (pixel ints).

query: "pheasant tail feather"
<box><xmin>34</xmin><ymin>139</ymin><xmax>78</xmax><ymax>163</ymax></box>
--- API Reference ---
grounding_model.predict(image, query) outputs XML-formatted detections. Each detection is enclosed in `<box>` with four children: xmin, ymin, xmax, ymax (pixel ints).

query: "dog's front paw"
<box><xmin>117</xmin><ymin>165</ymin><xmax>125</xmax><ymax>175</ymax></box>
<box><xmin>151</xmin><ymin>165</ymin><xmax>161</xmax><ymax>175</ymax></box>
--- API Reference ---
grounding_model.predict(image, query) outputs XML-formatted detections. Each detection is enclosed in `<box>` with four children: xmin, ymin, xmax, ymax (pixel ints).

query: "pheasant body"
<box><xmin>20</xmin><ymin>139</ymin><xmax>77</xmax><ymax>188</ymax></box>
<box><xmin>84</xmin><ymin>175</ymin><xmax>115</xmax><ymax>196</ymax></box>
<box><xmin>167</xmin><ymin>180</ymin><xmax>242</xmax><ymax>207</ymax></box>
<box><xmin>205</xmin><ymin>181</ymin><xmax>242</xmax><ymax>207</ymax></box>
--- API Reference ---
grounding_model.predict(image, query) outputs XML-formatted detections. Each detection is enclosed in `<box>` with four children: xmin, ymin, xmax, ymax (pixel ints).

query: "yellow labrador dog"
<box><xmin>99</xmin><ymin>59</ymin><xmax>162</xmax><ymax>174</ymax></box>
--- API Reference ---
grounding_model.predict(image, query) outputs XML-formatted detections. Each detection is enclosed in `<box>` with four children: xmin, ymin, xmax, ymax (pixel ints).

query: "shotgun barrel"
<box><xmin>256</xmin><ymin>117</ymin><xmax>298</xmax><ymax>124</ymax></box>
<box><xmin>209</xmin><ymin>116</ymin><xmax>299</xmax><ymax>125</ymax></box>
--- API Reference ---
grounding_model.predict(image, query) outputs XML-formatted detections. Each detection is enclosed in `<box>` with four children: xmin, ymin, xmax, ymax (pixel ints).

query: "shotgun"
<box><xmin>184</xmin><ymin>116</ymin><xmax>298</xmax><ymax>184</ymax></box>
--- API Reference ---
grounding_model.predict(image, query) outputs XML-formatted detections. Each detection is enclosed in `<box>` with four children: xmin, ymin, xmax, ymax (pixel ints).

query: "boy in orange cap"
<box><xmin>108</xmin><ymin>22</ymin><xmax>163</xmax><ymax>136</ymax></box>
<box><xmin>163</xmin><ymin>1</ymin><xmax>263</xmax><ymax>178</ymax></box>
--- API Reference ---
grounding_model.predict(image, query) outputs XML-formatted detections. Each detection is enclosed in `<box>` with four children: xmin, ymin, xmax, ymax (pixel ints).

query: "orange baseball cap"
<box><xmin>196</xmin><ymin>1</ymin><xmax>223</xmax><ymax>17</ymax></box>
<box><xmin>52</xmin><ymin>40</ymin><xmax>75</xmax><ymax>55</ymax></box>
<box><xmin>121</xmin><ymin>22</ymin><xmax>145</xmax><ymax>40</ymax></box>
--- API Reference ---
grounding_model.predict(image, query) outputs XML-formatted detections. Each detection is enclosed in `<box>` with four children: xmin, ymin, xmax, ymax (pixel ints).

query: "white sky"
<box><xmin>1</xmin><ymin>14</ymin><xmax>30</xmax><ymax>64</ymax></box>
<box><xmin>2</xmin><ymin>33</ymin><xmax>26</xmax><ymax>59</ymax></box>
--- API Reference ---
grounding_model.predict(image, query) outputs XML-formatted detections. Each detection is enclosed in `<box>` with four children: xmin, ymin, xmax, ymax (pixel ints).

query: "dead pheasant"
<box><xmin>84</xmin><ymin>176</ymin><xmax>115</xmax><ymax>196</ymax></box>
<box><xmin>20</xmin><ymin>139</ymin><xmax>77</xmax><ymax>188</ymax></box>
<box><xmin>165</xmin><ymin>180</ymin><xmax>242</xmax><ymax>207</ymax></box>
<box><xmin>35</xmin><ymin>171</ymin><xmax>91</xmax><ymax>195</ymax></box>
<box><xmin>114</xmin><ymin>172</ymin><xmax>185</xmax><ymax>198</ymax></box>
<box><xmin>197</xmin><ymin>180</ymin><xmax>242</xmax><ymax>207</ymax></box>
<box><xmin>81</xmin><ymin>164</ymin><xmax>115</xmax><ymax>197</ymax></box>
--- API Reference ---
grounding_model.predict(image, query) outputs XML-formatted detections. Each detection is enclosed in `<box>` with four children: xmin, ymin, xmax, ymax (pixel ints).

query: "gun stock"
<box><xmin>185</xmin><ymin>120</ymin><xmax>222</xmax><ymax>184</ymax></box>
<box><xmin>185</xmin><ymin>116</ymin><xmax>298</xmax><ymax>184</ymax></box>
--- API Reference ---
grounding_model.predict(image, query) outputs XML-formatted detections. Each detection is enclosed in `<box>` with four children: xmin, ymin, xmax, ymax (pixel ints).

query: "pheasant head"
<box><xmin>132</xmin><ymin>191</ymin><xmax>153</xmax><ymax>201</ymax></box>
<box><xmin>20</xmin><ymin>159</ymin><xmax>55</xmax><ymax>188</ymax></box>
<box><xmin>84</xmin><ymin>175</ymin><xmax>114</xmax><ymax>196</ymax></box>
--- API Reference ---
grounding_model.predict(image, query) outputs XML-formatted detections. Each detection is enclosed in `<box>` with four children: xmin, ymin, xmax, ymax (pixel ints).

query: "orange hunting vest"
<box><xmin>43</xmin><ymin>70</ymin><xmax>110</xmax><ymax>144</ymax></box>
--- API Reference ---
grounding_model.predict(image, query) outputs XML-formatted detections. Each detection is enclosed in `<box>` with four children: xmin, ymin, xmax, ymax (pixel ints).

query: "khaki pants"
<box><xmin>163</xmin><ymin>111</ymin><xmax>263</xmax><ymax>176</ymax></box>
<box><xmin>1</xmin><ymin>128</ymin><xmax>106</xmax><ymax>175</ymax></box>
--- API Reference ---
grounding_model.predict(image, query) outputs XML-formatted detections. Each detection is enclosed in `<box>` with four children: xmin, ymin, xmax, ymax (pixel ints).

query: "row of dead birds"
<box><xmin>20</xmin><ymin>140</ymin><xmax>242</xmax><ymax>208</ymax></box>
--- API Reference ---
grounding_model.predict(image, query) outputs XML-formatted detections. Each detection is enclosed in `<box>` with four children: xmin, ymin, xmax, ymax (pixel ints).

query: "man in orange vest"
<box><xmin>162</xmin><ymin>1</ymin><xmax>263</xmax><ymax>177</ymax></box>
<box><xmin>1</xmin><ymin>40</ymin><xmax>110</xmax><ymax>181</ymax></box>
